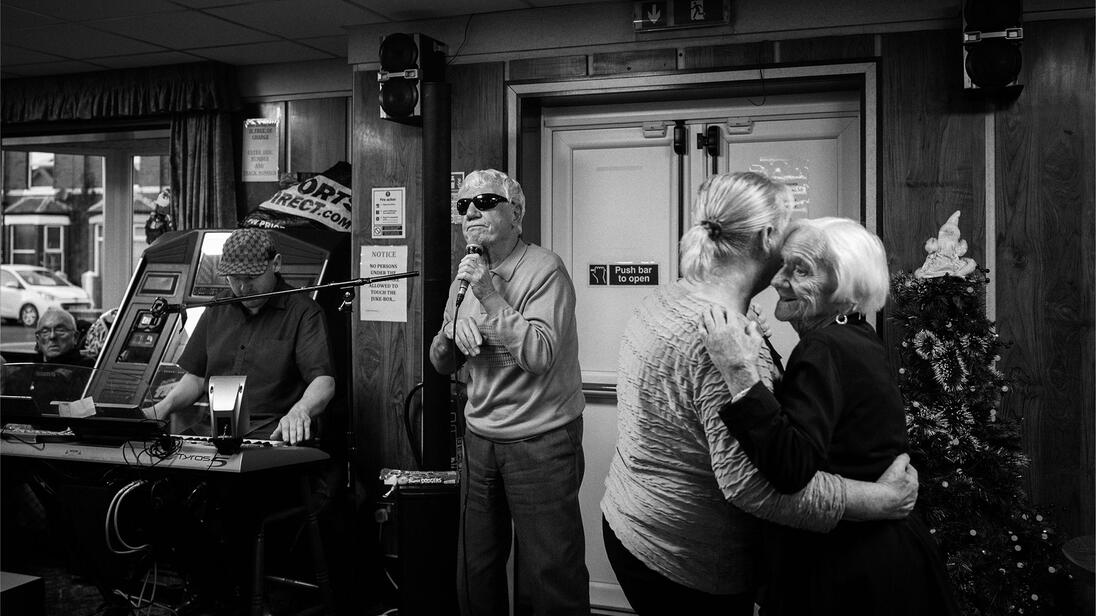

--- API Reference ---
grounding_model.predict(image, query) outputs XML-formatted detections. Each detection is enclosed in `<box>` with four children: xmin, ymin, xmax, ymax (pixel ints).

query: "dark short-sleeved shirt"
<box><xmin>178</xmin><ymin>276</ymin><xmax>334</xmax><ymax>418</ymax></box>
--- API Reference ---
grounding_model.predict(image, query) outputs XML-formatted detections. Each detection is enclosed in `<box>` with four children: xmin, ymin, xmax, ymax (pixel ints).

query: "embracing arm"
<box><xmin>718</xmin><ymin>375</ymin><xmax>835</xmax><ymax>493</ymax></box>
<box><xmin>843</xmin><ymin>453</ymin><xmax>918</xmax><ymax>520</ymax></box>
<box><xmin>703</xmin><ymin>309</ymin><xmax>838</xmax><ymax>493</ymax></box>
<box><xmin>699</xmin><ymin>332</ymin><xmax>916</xmax><ymax>525</ymax></box>
<box><xmin>715</xmin><ymin>440</ymin><xmax>917</xmax><ymax>527</ymax></box>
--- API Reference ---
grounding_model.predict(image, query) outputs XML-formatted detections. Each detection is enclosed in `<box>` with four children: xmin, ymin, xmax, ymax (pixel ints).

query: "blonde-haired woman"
<box><xmin>601</xmin><ymin>174</ymin><xmax>920</xmax><ymax>615</ymax></box>
<box><xmin>703</xmin><ymin>217</ymin><xmax>959</xmax><ymax>615</ymax></box>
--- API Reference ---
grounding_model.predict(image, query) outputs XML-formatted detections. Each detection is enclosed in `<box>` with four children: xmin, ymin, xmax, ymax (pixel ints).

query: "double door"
<box><xmin>541</xmin><ymin>92</ymin><xmax>862</xmax><ymax>611</ymax></box>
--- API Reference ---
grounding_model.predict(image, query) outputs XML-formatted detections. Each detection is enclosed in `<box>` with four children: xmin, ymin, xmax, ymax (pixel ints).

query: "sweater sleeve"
<box><xmin>717</xmin><ymin>336</ymin><xmax>842</xmax><ymax>493</ymax></box>
<box><xmin>482</xmin><ymin>265</ymin><xmax>574</xmax><ymax>375</ymax></box>
<box><xmin>695</xmin><ymin>341</ymin><xmax>846</xmax><ymax>531</ymax></box>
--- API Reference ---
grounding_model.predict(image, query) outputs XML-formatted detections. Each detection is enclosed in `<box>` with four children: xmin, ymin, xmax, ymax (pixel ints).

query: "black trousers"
<box><xmin>602</xmin><ymin>516</ymin><xmax>755</xmax><ymax>616</ymax></box>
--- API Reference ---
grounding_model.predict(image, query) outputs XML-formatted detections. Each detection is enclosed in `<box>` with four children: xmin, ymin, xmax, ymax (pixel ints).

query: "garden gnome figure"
<box><xmin>914</xmin><ymin>210</ymin><xmax>978</xmax><ymax>279</ymax></box>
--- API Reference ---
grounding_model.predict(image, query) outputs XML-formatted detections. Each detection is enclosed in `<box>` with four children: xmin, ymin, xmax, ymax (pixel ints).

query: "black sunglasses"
<box><xmin>456</xmin><ymin>193</ymin><xmax>509</xmax><ymax>216</ymax></box>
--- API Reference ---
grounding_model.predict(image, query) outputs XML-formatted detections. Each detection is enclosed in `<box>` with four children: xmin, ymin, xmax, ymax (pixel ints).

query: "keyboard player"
<box><xmin>142</xmin><ymin>228</ymin><xmax>335</xmax><ymax>445</ymax></box>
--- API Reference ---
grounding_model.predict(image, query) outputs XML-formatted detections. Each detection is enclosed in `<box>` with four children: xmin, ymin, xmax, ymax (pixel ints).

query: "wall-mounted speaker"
<box><xmin>962</xmin><ymin>0</ymin><xmax>1024</xmax><ymax>95</ymax></box>
<box><xmin>378</xmin><ymin>33</ymin><xmax>447</xmax><ymax>124</ymax></box>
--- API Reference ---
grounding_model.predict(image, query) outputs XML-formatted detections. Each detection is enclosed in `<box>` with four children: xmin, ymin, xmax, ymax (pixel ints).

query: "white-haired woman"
<box><xmin>601</xmin><ymin>174</ymin><xmax>921</xmax><ymax>615</ymax></box>
<box><xmin>702</xmin><ymin>217</ymin><xmax>959</xmax><ymax>615</ymax></box>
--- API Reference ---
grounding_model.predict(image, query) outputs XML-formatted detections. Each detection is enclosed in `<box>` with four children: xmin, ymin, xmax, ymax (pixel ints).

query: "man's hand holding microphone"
<box><xmin>447</xmin><ymin>244</ymin><xmax>489</xmax><ymax>357</ymax></box>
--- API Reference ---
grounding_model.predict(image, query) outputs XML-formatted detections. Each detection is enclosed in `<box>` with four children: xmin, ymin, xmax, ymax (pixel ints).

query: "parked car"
<box><xmin>0</xmin><ymin>264</ymin><xmax>94</xmax><ymax>327</ymax></box>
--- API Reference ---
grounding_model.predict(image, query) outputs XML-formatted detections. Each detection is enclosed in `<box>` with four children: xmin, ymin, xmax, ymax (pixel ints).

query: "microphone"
<box><xmin>454</xmin><ymin>244</ymin><xmax>483</xmax><ymax>307</ymax></box>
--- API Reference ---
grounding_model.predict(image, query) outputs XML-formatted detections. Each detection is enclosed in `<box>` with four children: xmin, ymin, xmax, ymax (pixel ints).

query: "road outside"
<box><xmin>1</xmin><ymin>322</ymin><xmax>38</xmax><ymax>356</ymax></box>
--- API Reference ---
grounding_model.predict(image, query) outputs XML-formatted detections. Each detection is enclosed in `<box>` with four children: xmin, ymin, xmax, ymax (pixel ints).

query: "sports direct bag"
<box><xmin>243</xmin><ymin>161</ymin><xmax>351</xmax><ymax>232</ymax></box>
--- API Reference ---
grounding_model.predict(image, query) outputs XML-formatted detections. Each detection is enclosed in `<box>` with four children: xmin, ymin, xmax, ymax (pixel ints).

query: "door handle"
<box><xmin>696</xmin><ymin>125</ymin><xmax>720</xmax><ymax>158</ymax></box>
<box><xmin>697</xmin><ymin>125</ymin><xmax>721</xmax><ymax>174</ymax></box>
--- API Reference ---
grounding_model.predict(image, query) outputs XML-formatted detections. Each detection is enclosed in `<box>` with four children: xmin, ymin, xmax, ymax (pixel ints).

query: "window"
<box><xmin>29</xmin><ymin>152</ymin><xmax>54</xmax><ymax>189</ymax></box>
<box><xmin>2</xmin><ymin>130</ymin><xmax>169</xmax><ymax>311</ymax></box>
<box><xmin>9</xmin><ymin>225</ymin><xmax>37</xmax><ymax>265</ymax></box>
<box><xmin>43</xmin><ymin>225</ymin><xmax>64</xmax><ymax>271</ymax></box>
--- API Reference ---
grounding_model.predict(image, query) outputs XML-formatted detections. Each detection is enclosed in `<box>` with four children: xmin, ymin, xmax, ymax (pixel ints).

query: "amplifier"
<box><xmin>384</xmin><ymin>484</ymin><xmax>459</xmax><ymax>616</ymax></box>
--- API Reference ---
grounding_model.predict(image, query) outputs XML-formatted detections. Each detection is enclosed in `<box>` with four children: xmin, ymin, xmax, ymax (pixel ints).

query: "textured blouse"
<box><xmin>601</xmin><ymin>281</ymin><xmax>847</xmax><ymax>595</ymax></box>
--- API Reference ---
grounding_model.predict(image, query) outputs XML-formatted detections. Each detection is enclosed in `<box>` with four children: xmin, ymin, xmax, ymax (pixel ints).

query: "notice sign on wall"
<box><xmin>589</xmin><ymin>262</ymin><xmax>660</xmax><ymax>286</ymax></box>
<box><xmin>450</xmin><ymin>171</ymin><xmax>466</xmax><ymax>224</ymax></box>
<box><xmin>242</xmin><ymin>118</ymin><xmax>279</xmax><ymax>182</ymax></box>
<box><xmin>372</xmin><ymin>187</ymin><xmax>406</xmax><ymax>239</ymax></box>
<box><xmin>361</xmin><ymin>245</ymin><xmax>408</xmax><ymax>322</ymax></box>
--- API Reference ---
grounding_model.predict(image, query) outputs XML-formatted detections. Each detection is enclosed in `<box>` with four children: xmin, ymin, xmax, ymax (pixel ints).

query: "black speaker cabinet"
<box><xmin>395</xmin><ymin>484</ymin><xmax>459</xmax><ymax>616</ymax></box>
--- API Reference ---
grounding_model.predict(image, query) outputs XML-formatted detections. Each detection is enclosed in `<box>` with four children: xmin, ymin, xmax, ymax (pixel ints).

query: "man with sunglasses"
<box><xmin>430</xmin><ymin>169</ymin><xmax>589</xmax><ymax>616</ymax></box>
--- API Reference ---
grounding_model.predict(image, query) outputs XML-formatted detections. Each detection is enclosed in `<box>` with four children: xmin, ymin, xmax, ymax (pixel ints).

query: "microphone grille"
<box><xmin>466</xmin><ymin>244</ymin><xmax>483</xmax><ymax>255</ymax></box>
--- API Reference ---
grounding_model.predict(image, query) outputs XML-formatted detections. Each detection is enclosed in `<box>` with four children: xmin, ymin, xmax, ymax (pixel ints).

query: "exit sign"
<box><xmin>589</xmin><ymin>263</ymin><xmax>660</xmax><ymax>286</ymax></box>
<box><xmin>634</xmin><ymin>0</ymin><xmax>728</xmax><ymax>32</ymax></box>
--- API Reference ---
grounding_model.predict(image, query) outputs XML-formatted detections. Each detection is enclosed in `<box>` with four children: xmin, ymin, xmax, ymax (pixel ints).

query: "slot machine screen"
<box><xmin>190</xmin><ymin>231</ymin><xmax>231</xmax><ymax>298</ymax></box>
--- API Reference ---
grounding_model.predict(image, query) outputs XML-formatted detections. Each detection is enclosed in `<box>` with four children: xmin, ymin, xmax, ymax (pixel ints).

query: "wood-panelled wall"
<box><xmin>351</xmin><ymin>20</ymin><xmax>1094</xmax><ymax>535</ymax></box>
<box><xmin>996</xmin><ymin>19</ymin><xmax>1094</xmax><ymax>536</ymax></box>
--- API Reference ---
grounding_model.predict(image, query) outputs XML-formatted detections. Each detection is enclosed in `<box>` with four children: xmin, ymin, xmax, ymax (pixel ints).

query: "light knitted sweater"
<box><xmin>432</xmin><ymin>241</ymin><xmax>584</xmax><ymax>441</ymax></box>
<box><xmin>601</xmin><ymin>281</ymin><xmax>847</xmax><ymax>595</ymax></box>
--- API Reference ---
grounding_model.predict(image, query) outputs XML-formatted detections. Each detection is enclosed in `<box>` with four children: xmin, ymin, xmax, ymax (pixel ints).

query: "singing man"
<box><xmin>429</xmin><ymin>169</ymin><xmax>589</xmax><ymax>616</ymax></box>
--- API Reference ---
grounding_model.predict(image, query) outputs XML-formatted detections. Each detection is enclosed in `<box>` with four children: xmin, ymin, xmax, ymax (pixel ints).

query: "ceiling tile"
<box><xmin>188</xmin><ymin>40</ymin><xmax>336</xmax><ymax>65</ymax></box>
<box><xmin>346</xmin><ymin>0</ymin><xmax>524</xmax><ymax>21</ymax></box>
<box><xmin>2</xmin><ymin>23</ymin><xmax>164</xmax><ymax>58</ymax></box>
<box><xmin>1</xmin><ymin>0</ymin><xmax>179</xmax><ymax>22</ymax></box>
<box><xmin>90</xmin><ymin>11</ymin><xmax>280</xmax><ymax>49</ymax></box>
<box><xmin>0</xmin><ymin>45</ymin><xmax>68</xmax><ymax>65</ymax></box>
<box><xmin>0</xmin><ymin>5</ymin><xmax>64</xmax><ymax>31</ymax></box>
<box><xmin>168</xmin><ymin>0</ymin><xmax>255</xmax><ymax>7</ymax></box>
<box><xmin>90</xmin><ymin>51</ymin><xmax>210</xmax><ymax>69</ymax></box>
<box><xmin>1</xmin><ymin>59</ymin><xmax>112</xmax><ymax>77</ymax></box>
<box><xmin>296</xmin><ymin>35</ymin><xmax>348</xmax><ymax>57</ymax></box>
<box><xmin>207</xmin><ymin>0</ymin><xmax>383</xmax><ymax>38</ymax></box>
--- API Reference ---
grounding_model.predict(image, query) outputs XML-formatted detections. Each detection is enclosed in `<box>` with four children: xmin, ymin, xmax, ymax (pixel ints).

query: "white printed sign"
<box><xmin>450</xmin><ymin>172</ymin><xmax>465</xmax><ymax>224</ymax></box>
<box><xmin>256</xmin><ymin>175</ymin><xmax>352</xmax><ymax>232</ymax></box>
<box><xmin>360</xmin><ymin>245</ymin><xmax>408</xmax><ymax>322</ymax></box>
<box><xmin>242</xmin><ymin>118</ymin><xmax>279</xmax><ymax>182</ymax></box>
<box><xmin>372</xmin><ymin>187</ymin><xmax>406</xmax><ymax>239</ymax></box>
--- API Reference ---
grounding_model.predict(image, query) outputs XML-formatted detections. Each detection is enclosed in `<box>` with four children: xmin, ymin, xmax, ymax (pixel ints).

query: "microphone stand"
<box><xmin>152</xmin><ymin>271</ymin><xmax>420</xmax><ymax>320</ymax></box>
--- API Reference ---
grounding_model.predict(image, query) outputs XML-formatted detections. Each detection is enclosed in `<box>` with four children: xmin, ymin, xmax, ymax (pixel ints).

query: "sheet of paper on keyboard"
<box><xmin>59</xmin><ymin>396</ymin><xmax>96</xmax><ymax>418</ymax></box>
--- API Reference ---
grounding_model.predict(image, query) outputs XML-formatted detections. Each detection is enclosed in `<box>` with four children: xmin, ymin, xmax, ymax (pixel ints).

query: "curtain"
<box><xmin>3</xmin><ymin>62</ymin><xmax>240</xmax><ymax>227</ymax></box>
<box><xmin>1</xmin><ymin>62</ymin><xmax>238</xmax><ymax>123</ymax></box>
<box><xmin>170</xmin><ymin>112</ymin><xmax>237</xmax><ymax>230</ymax></box>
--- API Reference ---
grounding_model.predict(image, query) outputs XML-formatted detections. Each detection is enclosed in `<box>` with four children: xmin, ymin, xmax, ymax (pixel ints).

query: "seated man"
<box><xmin>145</xmin><ymin>228</ymin><xmax>335</xmax><ymax>444</ymax></box>
<box><xmin>35</xmin><ymin>307</ymin><xmax>94</xmax><ymax>367</ymax></box>
<box><xmin>139</xmin><ymin>229</ymin><xmax>348</xmax><ymax>611</ymax></box>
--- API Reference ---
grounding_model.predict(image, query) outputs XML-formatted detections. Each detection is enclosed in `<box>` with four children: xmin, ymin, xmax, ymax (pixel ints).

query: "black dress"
<box><xmin>720</xmin><ymin>316</ymin><xmax>959</xmax><ymax>616</ymax></box>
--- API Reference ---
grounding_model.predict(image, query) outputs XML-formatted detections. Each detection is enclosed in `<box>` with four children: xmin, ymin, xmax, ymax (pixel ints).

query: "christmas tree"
<box><xmin>890</xmin><ymin>211</ymin><xmax>1068</xmax><ymax>615</ymax></box>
